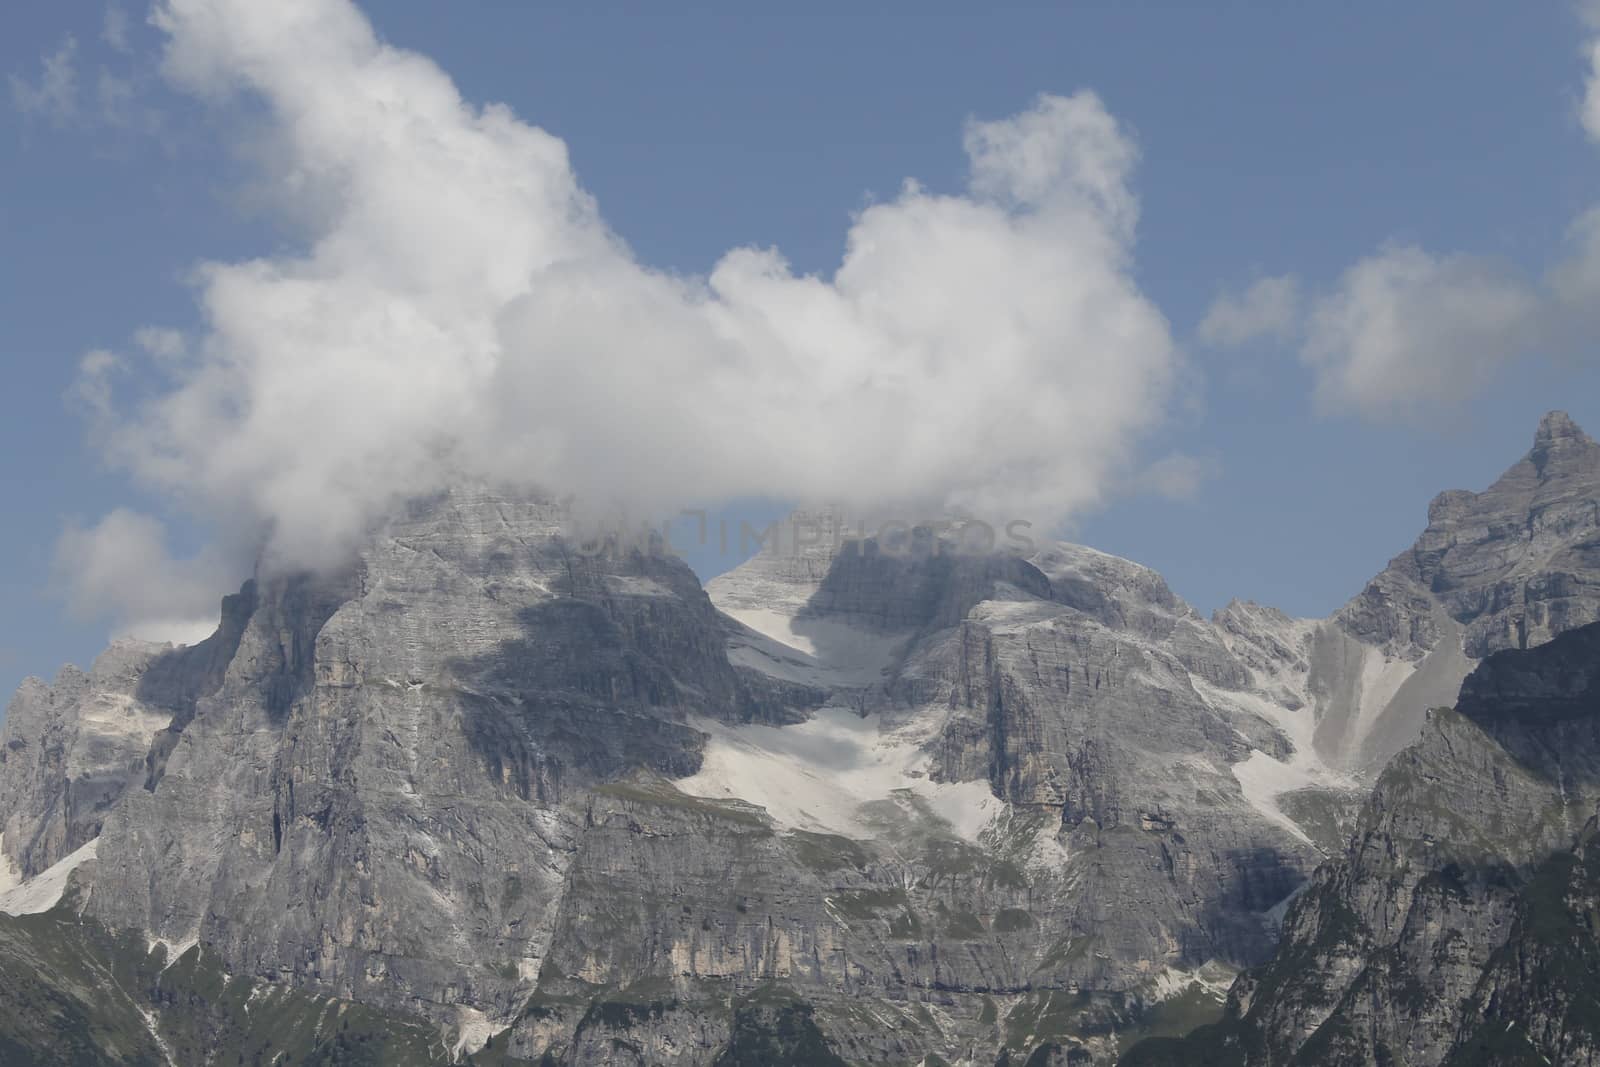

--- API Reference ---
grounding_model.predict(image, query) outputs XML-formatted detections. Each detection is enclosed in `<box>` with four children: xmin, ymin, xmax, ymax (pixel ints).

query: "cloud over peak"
<box><xmin>74</xmin><ymin>0</ymin><xmax>1180</xmax><ymax>623</ymax></box>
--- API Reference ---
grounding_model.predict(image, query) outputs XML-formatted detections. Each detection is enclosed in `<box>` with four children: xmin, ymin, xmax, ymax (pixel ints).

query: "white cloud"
<box><xmin>95</xmin><ymin>69</ymin><xmax>137</xmax><ymax>128</ymax></box>
<box><xmin>1134</xmin><ymin>452</ymin><xmax>1217</xmax><ymax>501</ymax></box>
<box><xmin>1214</xmin><ymin>5</ymin><xmax>1600</xmax><ymax>425</ymax></box>
<box><xmin>1580</xmin><ymin>1</ymin><xmax>1600</xmax><ymax>141</ymax></box>
<box><xmin>1549</xmin><ymin>203</ymin><xmax>1600</xmax><ymax>340</ymax></box>
<box><xmin>9</xmin><ymin>25</ymin><xmax>166</xmax><ymax>138</ymax></box>
<box><xmin>9</xmin><ymin>37</ymin><xmax>80</xmax><ymax>124</ymax></box>
<box><xmin>68</xmin><ymin>0</ymin><xmax>1181</xmax><ymax>610</ymax></box>
<box><xmin>963</xmin><ymin>91</ymin><xmax>1138</xmax><ymax>237</ymax></box>
<box><xmin>102</xmin><ymin>5</ymin><xmax>132</xmax><ymax>53</ymax></box>
<box><xmin>53</xmin><ymin>510</ymin><xmax>233</xmax><ymax>645</ymax></box>
<box><xmin>69</xmin><ymin>348</ymin><xmax>124</xmax><ymax>421</ymax></box>
<box><xmin>1197</xmin><ymin>275</ymin><xmax>1301</xmax><ymax>348</ymax></box>
<box><xmin>1287</xmin><ymin>0</ymin><xmax>1600</xmax><ymax>426</ymax></box>
<box><xmin>1296</xmin><ymin>200</ymin><xmax>1600</xmax><ymax>423</ymax></box>
<box><xmin>1585</xmin><ymin>38</ymin><xmax>1600</xmax><ymax>143</ymax></box>
<box><xmin>132</xmin><ymin>326</ymin><xmax>188</xmax><ymax>362</ymax></box>
<box><xmin>1300</xmin><ymin>245</ymin><xmax>1541</xmax><ymax>422</ymax></box>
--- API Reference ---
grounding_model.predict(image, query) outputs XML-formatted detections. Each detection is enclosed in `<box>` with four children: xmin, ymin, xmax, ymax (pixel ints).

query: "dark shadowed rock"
<box><xmin>1125</xmin><ymin>621</ymin><xmax>1600</xmax><ymax>1067</ymax></box>
<box><xmin>0</xmin><ymin>412</ymin><xmax>1594</xmax><ymax>1064</ymax></box>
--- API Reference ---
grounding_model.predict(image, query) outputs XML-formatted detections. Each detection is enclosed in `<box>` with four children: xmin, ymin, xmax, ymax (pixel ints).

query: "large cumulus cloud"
<box><xmin>70</xmin><ymin>0</ymin><xmax>1181</xmax><ymax>635</ymax></box>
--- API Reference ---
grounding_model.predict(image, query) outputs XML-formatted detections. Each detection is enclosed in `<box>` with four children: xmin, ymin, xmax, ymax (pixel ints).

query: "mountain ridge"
<box><xmin>0</xmin><ymin>413</ymin><xmax>1595</xmax><ymax>1063</ymax></box>
<box><xmin>1122</xmin><ymin>618</ymin><xmax>1600</xmax><ymax>1066</ymax></box>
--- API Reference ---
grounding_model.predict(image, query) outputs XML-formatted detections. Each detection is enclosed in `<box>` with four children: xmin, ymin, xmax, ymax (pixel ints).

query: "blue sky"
<box><xmin>5</xmin><ymin>1</ymin><xmax>1600</xmax><ymax>702</ymax></box>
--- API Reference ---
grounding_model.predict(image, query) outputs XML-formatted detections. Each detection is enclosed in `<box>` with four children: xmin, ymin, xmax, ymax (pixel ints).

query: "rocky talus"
<box><xmin>1123</xmin><ymin>619</ymin><xmax>1600</xmax><ymax>1066</ymax></box>
<box><xmin>1314</xmin><ymin>409</ymin><xmax>1600</xmax><ymax>772</ymax></box>
<box><xmin>0</xmin><ymin>413</ymin><xmax>1595</xmax><ymax>1065</ymax></box>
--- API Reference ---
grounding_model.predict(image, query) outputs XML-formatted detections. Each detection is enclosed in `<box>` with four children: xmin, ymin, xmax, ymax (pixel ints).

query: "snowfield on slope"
<box><xmin>720</xmin><ymin>608</ymin><xmax>909</xmax><ymax>689</ymax></box>
<box><xmin>678</xmin><ymin>705</ymin><xmax>1001</xmax><ymax>843</ymax></box>
<box><xmin>0</xmin><ymin>837</ymin><xmax>97</xmax><ymax>916</ymax></box>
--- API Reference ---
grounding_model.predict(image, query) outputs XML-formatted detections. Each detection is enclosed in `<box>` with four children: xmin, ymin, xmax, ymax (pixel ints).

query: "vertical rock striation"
<box><xmin>1125</xmin><ymin>619</ymin><xmax>1600</xmax><ymax>1066</ymax></box>
<box><xmin>0</xmin><ymin>413</ymin><xmax>1595</xmax><ymax>1064</ymax></box>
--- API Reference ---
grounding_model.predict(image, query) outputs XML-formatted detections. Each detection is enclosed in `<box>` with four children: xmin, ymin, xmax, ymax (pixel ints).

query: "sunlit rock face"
<box><xmin>1125</xmin><ymin>619</ymin><xmax>1600</xmax><ymax>1067</ymax></box>
<box><xmin>692</xmin><ymin>517</ymin><xmax>1321</xmax><ymax>1062</ymax></box>
<box><xmin>1202</xmin><ymin>411</ymin><xmax>1600</xmax><ymax>779</ymax></box>
<box><xmin>63</xmin><ymin>487</ymin><xmax>781</xmax><ymax>1035</ymax></box>
<box><xmin>0</xmin><ymin>413</ymin><xmax>1595</xmax><ymax>1064</ymax></box>
<box><xmin>0</xmin><ymin>602</ymin><xmax>249</xmax><ymax>882</ymax></box>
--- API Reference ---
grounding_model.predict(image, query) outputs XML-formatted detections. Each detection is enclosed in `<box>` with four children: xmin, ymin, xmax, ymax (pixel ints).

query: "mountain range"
<box><xmin>1</xmin><ymin>412</ymin><xmax>1597</xmax><ymax>1065</ymax></box>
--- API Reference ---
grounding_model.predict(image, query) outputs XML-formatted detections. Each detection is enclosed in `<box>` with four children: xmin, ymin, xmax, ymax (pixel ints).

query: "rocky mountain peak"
<box><xmin>1534</xmin><ymin>407</ymin><xmax>1591</xmax><ymax>446</ymax></box>
<box><xmin>1342</xmin><ymin>410</ymin><xmax>1600</xmax><ymax>660</ymax></box>
<box><xmin>0</xmin><ymin>421</ymin><xmax>1595</xmax><ymax>1064</ymax></box>
<box><xmin>1306</xmin><ymin>409</ymin><xmax>1600</xmax><ymax>772</ymax></box>
<box><xmin>1530</xmin><ymin>408</ymin><xmax>1599</xmax><ymax>476</ymax></box>
<box><xmin>1129</xmin><ymin>619</ymin><xmax>1600</xmax><ymax>1067</ymax></box>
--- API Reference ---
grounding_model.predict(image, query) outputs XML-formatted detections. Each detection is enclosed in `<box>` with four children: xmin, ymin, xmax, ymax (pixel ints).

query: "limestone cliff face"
<box><xmin>1359</xmin><ymin>411</ymin><xmax>1600</xmax><ymax>661</ymax></box>
<box><xmin>1</xmin><ymin>494</ymin><xmax>1317</xmax><ymax>1064</ymax></box>
<box><xmin>1125</xmin><ymin>620</ymin><xmax>1600</xmax><ymax>1067</ymax></box>
<box><xmin>73</xmin><ymin>488</ymin><xmax>777</xmax><ymax>1041</ymax></box>
<box><xmin>0</xmin><ymin>414</ymin><xmax>1595</xmax><ymax>1065</ymax></box>
<box><xmin>1308</xmin><ymin>410</ymin><xmax>1600</xmax><ymax>772</ymax></box>
<box><xmin>901</xmin><ymin>542</ymin><xmax>1313</xmax><ymax>976</ymax></box>
<box><xmin>692</xmin><ymin>525</ymin><xmax>1323</xmax><ymax>1061</ymax></box>
<box><xmin>0</xmin><ymin>598</ymin><xmax>248</xmax><ymax>882</ymax></box>
<box><xmin>0</xmin><ymin>645</ymin><xmax>167</xmax><ymax>884</ymax></box>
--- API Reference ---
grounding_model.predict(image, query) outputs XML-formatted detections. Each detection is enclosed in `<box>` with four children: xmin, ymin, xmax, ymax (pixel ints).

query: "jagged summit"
<box><xmin>1</xmin><ymin>412</ymin><xmax>1598</xmax><ymax>1064</ymax></box>
<box><xmin>1128</xmin><ymin>618</ymin><xmax>1600</xmax><ymax>1067</ymax></box>
<box><xmin>2</xmin><ymin>486</ymin><xmax>1320</xmax><ymax>1063</ymax></box>
<box><xmin>1534</xmin><ymin>407</ymin><xmax>1591</xmax><ymax>446</ymax></box>
<box><xmin>1531</xmin><ymin>407</ymin><xmax>1600</xmax><ymax>475</ymax></box>
<box><xmin>1294</xmin><ymin>406</ymin><xmax>1600</xmax><ymax>773</ymax></box>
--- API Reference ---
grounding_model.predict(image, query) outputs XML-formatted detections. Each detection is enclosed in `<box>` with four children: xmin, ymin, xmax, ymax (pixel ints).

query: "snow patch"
<box><xmin>985</xmin><ymin>797</ymin><xmax>1072</xmax><ymax>873</ymax></box>
<box><xmin>64</xmin><ymin>692</ymin><xmax>174</xmax><ymax>779</ymax></box>
<box><xmin>720</xmin><ymin>608</ymin><xmax>907</xmax><ymax>688</ymax></box>
<box><xmin>242</xmin><ymin>982</ymin><xmax>273</xmax><ymax>1016</ymax></box>
<box><xmin>1263</xmin><ymin>879</ymin><xmax>1310</xmax><ymax>929</ymax></box>
<box><xmin>0</xmin><ymin>838</ymin><xmax>98</xmax><ymax>915</ymax></box>
<box><xmin>1351</xmin><ymin>647</ymin><xmax>1419</xmax><ymax>744</ymax></box>
<box><xmin>1228</xmin><ymin>752</ymin><xmax>1319</xmax><ymax>845</ymax></box>
<box><xmin>1144</xmin><ymin>961</ymin><xmax>1236</xmax><ymax>1004</ymax></box>
<box><xmin>1213</xmin><ymin>604</ymin><xmax>1320</xmax><ymax>712</ymax></box>
<box><xmin>1026</xmin><ymin>825</ymin><xmax>1073</xmax><ymax>872</ymax></box>
<box><xmin>1191</xmin><ymin>676</ymin><xmax>1358</xmax><ymax>845</ymax></box>
<box><xmin>146</xmin><ymin>934</ymin><xmax>200</xmax><ymax>971</ymax></box>
<box><xmin>1195</xmin><ymin>680</ymin><xmax>1319</xmax><ymax>767</ymax></box>
<box><xmin>678</xmin><ymin>705</ymin><xmax>1001</xmax><ymax>842</ymax></box>
<box><xmin>134</xmin><ymin>1002</ymin><xmax>179</xmax><ymax>1067</ymax></box>
<box><xmin>918</xmin><ymin>779</ymin><xmax>1004</xmax><ymax>842</ymax></box>
<box><xmin>451</xmin><ymin>1005</ymin><xmax>501</xmax><ymax>1060</ymax></box>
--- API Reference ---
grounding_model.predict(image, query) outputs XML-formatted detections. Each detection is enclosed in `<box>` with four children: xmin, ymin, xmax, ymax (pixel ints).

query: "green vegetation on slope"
<box><xmin>0</xmin><ymin>901</ymin><xmax>445</xmax><ymax>1066</ymax></box>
